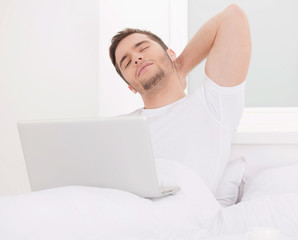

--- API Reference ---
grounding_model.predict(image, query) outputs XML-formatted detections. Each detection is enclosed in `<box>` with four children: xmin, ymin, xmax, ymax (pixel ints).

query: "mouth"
<box><xmin>137</xmin><ymin>62</ymin><xmax>153</xmax><ymax>77</ymax></box>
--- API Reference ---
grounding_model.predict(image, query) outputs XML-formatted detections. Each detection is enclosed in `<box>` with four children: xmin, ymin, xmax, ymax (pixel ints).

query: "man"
<box><xmin>109</xmin><ymin>4</ymin><xmax>251</xmax><ymax>194</ymax></box>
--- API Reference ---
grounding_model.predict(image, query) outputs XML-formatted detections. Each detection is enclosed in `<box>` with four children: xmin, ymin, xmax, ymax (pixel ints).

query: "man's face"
<box><xmin>115</xmin><ymin>33</ymin><xmax>174</xmax><ymax>94</ymax></box>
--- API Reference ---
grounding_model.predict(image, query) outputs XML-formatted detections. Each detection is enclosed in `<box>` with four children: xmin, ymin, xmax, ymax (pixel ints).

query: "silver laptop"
<box><xmin>17</xmin><ymin>116</ymin><xmax>180</xmax><ymax>198</ymax></box>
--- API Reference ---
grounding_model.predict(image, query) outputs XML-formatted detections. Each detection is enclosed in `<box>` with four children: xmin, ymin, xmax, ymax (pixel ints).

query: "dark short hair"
<box><xmin>109</xmin><ymin>28</ymin><xmax>168</xmax><ymax>83</ymax></box>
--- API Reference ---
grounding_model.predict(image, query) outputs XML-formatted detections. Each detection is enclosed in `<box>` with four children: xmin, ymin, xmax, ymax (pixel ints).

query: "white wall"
<box><xmin>0</xmin><ymin>0</ymin><xmax>99</xmax><ymax>195</ymax></box>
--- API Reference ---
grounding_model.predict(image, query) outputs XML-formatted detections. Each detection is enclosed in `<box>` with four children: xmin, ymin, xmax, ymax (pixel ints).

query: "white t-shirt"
<box><xmin>126</xmin><ymin>73</ymin><xmax>246</xmax><ymax>193</ymax></box>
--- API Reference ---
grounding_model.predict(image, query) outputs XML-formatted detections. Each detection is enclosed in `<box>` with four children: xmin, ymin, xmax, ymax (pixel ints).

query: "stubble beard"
<box><xmin>142</xmin><ymin>68</ymin><xmax>165</xmax><ymax>91</ymax></box>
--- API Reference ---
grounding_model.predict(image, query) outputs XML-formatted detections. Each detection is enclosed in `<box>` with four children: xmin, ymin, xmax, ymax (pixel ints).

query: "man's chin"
<box><xmin>142</xmin><ymin>70</ymin><xmax>165</xmax><ymax>91</ymax></box>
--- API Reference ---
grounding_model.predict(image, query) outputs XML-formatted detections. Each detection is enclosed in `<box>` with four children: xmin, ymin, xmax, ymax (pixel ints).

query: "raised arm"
<box><xmin>176</xmin><ymin>4</ymin><xmax>251</xmax><ymax>87</ymax></box>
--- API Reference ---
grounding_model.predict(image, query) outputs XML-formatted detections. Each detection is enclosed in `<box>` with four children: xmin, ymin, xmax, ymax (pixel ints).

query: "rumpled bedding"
<box><xmin>205</xmin><ymin>194</ymin><xmax>298</xmax><ymax>239</ymax></box>
<box><xmin>0</xmin><ymin>159</ymin><xmax>217</xmax><ymax>240</ymax></box>
<box><xmin>0</xmin><ymin>159</ymin><xmax>297</xmax><ymax>240</ymax></box>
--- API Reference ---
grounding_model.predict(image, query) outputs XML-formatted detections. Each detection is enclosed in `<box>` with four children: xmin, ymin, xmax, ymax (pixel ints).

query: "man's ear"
<box><xmin>167</xmin><ymin>49</ymin><xmax>176</xmax><ymax>61</ymax></box>
<box><xmin>128</xmin><ymin>85</ymin><xmax>137</xmax><ymax>94</ymax></box>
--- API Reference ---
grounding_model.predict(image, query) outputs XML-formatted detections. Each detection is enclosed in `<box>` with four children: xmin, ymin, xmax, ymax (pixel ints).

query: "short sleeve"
<box><xmin>197</xmin><ymin>73</ymin><xmax>246</xmax><ymax>131</ymax></box>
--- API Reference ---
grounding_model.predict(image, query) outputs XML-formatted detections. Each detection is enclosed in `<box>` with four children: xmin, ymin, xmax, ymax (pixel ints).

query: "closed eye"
<box><xmin>141</xmin><ymin>46</ymin><xmax>150</xmax><ymax>52</ymax></box>
<box><xmin>125</xmin><ymin>59</ymin><xmax>131</xmax><ymax>68</ymax></box>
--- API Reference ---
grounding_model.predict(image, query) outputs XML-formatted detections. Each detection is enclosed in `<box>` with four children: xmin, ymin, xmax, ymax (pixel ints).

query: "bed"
<box><xmin>0</xmin><ymin>131</ymin><xmax>298</xmax><ymax>240</ymax></box>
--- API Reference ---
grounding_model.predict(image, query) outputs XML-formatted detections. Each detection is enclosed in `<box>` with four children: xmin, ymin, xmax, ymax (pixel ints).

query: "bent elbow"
<box><xmin>226</xmin><ymin>4</ymin><xmax>248</xmax><ymax>22</ymax></box>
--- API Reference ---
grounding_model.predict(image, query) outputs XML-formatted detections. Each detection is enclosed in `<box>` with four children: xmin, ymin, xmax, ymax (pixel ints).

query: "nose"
<box><xmin>134</xmin><ymin>56</ymin><xmax>142</xmax><ymax>65</ymax></box>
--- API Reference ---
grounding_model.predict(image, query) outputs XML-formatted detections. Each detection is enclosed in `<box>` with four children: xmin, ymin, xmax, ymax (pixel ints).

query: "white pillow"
<box><xmin>215</xmin><ymin>157</ymin><xmax>246</xmax><ymax>207</ymax></box>
<box><xmin>241</xmin><ymin>163</ymin><xmax>298</xmax><ymax>202</ymax></box>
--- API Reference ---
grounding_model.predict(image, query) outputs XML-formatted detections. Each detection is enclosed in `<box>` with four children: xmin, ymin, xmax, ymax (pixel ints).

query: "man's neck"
<box><xmin>141</xmin><ymin>75</ymin><xmax>186</xmax><ymax>109</ymax></box>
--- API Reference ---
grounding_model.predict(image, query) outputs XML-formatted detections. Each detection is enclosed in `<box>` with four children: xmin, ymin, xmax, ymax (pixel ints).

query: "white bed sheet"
<box><xmin>202</xmin><ymin>234</ymin><xmax>298</xmax><ymax>240</ymax></box>
<box><xmin>0</xmin><ymin>159</ymin><xmax>298</xmax><ymax>240</ymax></box>
<box><xmin>0</xmin><ymin>159</ymin><xmax>217</xmax><ymax>240</ymax></box>
<box><xmin>206</xmin><ymin>194</ymin><xmax>298</xmax><ymax>239</ymax></box>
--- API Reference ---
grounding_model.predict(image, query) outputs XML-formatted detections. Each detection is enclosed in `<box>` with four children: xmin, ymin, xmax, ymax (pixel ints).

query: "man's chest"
<box><xmin>146</xmin><ymin>108</ymin><xmax>222</xmax><ymax>158</ymax></box>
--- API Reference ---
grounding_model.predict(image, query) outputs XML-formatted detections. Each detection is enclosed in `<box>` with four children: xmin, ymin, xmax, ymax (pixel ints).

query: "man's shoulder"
<box><xmin>120</xmin><ymin>108</ymin><xmax>143</xmax><ymax>117</ymax></box>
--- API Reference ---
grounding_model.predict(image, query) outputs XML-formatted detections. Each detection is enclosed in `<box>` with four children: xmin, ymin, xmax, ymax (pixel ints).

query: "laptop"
<box><xmin>17</xmin><ymin>116</ymin><xmax>180</xmax><ymax>198</ymax></box>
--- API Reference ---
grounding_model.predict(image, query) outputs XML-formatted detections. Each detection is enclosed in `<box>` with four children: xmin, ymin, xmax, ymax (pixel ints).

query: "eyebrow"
<box><xmin>119</xmin><ymin>40</ymin><xmax>150</xmax><ymax>69</ymax></box>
